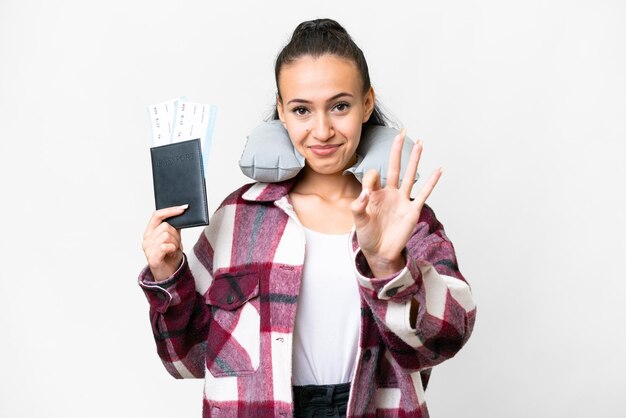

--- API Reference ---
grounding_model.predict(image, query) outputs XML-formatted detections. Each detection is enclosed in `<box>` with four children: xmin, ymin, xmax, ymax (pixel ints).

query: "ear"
<box><xmin>276</xmin><ymin>95</ymin><xmax>287</xmax><ymax>128</ymax></box>
<box><xmin>362</xmin><ymin>87</ymin><xmax>375</xmax><ymax>123</ymax></box>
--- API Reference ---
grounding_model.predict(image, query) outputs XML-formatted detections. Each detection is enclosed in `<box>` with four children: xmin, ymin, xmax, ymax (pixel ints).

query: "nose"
<box><xmin>310</xmin><ymin>113</ymin><xmax>334</xmax><ymax>142</ymax></box>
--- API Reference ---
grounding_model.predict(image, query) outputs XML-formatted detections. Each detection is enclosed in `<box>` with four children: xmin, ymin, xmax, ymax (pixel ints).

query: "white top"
<box><xmin>292</xmin><ymin>227</ymin><xmax>361</xmax><ymax>386</ymax></box>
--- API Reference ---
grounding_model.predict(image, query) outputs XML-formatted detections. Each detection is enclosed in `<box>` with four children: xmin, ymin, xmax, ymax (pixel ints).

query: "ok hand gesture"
<box><xmin>350</xmin><ymin>130</ymin><xmax>443</xmax><ymax>277</ymax></box>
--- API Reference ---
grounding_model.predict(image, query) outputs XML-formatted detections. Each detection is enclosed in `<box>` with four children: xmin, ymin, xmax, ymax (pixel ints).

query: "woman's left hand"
<box><xmin>351</xmin><ymin>130</ymin><xmax>443</xmax><ymax>278</ymax></box>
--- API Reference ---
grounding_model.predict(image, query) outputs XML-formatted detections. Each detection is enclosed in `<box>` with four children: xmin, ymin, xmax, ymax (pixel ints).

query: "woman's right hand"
<box><xmin>142</xmin><ymin>205</ymin><xmax>188</xmax><ymax>282</ymax></box>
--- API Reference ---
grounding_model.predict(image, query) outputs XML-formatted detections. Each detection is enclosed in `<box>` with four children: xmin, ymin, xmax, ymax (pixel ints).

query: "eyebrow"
<box><xmin>286</xmin><ymin>92</ymin><xmax>354</xmax><ymax>105</ymax></box>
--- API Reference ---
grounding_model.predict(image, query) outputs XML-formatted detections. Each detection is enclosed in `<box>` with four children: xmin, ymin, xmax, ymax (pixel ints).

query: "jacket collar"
<box><xmin>241</xmin><ymin>179</ymin><xmax>297</xmax><ymax>202</ymax></box>
<box><xmin>242</xmin><ymin>178</ymin><xmax>360</xmax><ymax>251</ymax></box>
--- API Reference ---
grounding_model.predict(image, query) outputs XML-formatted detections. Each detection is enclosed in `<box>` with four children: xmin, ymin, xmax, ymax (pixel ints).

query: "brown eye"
<box><xmin>333</xmin><ymin>102</ymin><xmax>350</xmax><ymax>112</ymax></box>
<box><xmin>293</xmin><ymin>107</ymin><xmax>309</xmax><ymax>116</ymax></box>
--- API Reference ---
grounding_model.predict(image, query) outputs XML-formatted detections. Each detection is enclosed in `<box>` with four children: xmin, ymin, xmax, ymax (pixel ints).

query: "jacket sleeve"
<box><xmin>353</xmin><ymin>204</ymin><xmax>476</xmax><ymax>372</ymax></box>
<box><xmin>138</xmin><ymin>228</ymin><xmax>216</xmax><ymax>379</ymax></box>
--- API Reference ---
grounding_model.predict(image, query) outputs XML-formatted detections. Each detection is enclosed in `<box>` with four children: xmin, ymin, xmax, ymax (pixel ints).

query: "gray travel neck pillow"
<box><xmin>239</xmin><ymin>120</ymin><xmax>418</xmax><ymax>187</ymax></box>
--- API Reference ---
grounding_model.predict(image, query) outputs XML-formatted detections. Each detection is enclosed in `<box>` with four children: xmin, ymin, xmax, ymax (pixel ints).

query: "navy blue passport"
<box><xmin>150</xmin><ymin>138</ymin><xmax>209</xmax><ymax>229</ymax></box>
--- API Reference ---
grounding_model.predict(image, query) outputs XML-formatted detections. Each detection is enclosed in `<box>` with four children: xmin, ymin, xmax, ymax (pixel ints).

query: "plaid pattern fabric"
<box><xmin>139</xmin><ymin>180</ymin><xmax>476</xmax><ymax>417</ymax></box>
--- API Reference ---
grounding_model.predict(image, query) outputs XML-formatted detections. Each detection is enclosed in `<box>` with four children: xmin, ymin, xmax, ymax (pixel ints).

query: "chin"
<box><xmin>306</xmin><ymin>161</ymin><xmax>348</xmax><ymax>175</ymax></box>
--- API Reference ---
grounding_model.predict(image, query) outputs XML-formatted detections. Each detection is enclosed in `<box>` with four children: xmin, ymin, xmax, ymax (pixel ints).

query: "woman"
<box><xmin>140</xmin><ymin>18</ymin><xmax>476</xmax><ymax>418</ymax></box>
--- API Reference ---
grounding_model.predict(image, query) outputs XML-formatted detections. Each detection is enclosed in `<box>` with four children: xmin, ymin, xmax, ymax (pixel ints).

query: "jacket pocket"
<box><xmin>205</xmin><ymin>269</ymin><xmax>261</xmax><ymax>377</ymax></box>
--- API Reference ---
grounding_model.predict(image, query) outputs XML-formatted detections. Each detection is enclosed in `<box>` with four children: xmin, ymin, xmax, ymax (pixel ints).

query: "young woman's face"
<box><xmin>277</xmin><ymin>54</ymin><xmax>375</xmax><ymax>176</ymax></box>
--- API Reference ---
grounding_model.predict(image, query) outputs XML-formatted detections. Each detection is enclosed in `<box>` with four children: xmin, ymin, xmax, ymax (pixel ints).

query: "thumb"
<box><xmin>352</xmin><ymin>170</ymin><xmax>380</xmax><ymax>227</ymax></box>
<box><xmin>351</xmin><ymin>187</ymin><xmax>370</xmax><ymax>228</ymax></box>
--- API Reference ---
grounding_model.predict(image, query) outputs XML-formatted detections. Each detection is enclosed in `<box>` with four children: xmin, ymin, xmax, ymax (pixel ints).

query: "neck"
<box><xmin>292</xmin><ymin>165</ymin><xmax>361</xmax><ymax>200</ymax></box>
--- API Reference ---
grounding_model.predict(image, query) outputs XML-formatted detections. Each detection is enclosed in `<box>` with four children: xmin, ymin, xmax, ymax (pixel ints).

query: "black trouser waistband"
<box><xmin>292</xmin><ymin>382</ymin><xmax>350</xmax><ymax>418</ymax></box>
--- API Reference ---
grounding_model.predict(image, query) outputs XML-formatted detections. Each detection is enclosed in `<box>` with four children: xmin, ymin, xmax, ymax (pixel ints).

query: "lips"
<box><xmin>308</xmin><ymin>144</ymin><xmax>341</xmax><ymax>156</ymax></box>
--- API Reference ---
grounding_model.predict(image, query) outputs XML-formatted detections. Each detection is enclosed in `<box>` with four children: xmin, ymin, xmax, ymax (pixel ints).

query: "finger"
<box><xmin>412</xmin><ymin>167</ymin><xmax>444</xmax><ymax>209</ymax></box>
<box><xmin>143</xmin><ymin>222</ymin><xmax>182</xmax><ymax>253</ymax></box>
<box><xmin>361</xmin><ymin>168</ymin><xmax>382</xmax><ymax>194</ymax></box>
<box><xmin>155</xmin><ymin>229</ymin><xmax>182</xmax><ymax>251</ymax></box>
<box><xmin>351</xmin><ymin>188</ymin><xmax>370</xmax><ymax>228</ymax></box>
<box><xmin>146</xmin><ymin>205</ymin><xmax>188</xmax><ymax>235</ymax></box>
<box><xmin>400</xmin><ymin>139</ymin><xmax>423</xmax><ymax>196</ymax></box>
<box><xmin>144</xmin><ymin>204</ymin><xmax>188</xmax><ymax>238</ymax></box>
<box><xmin>149</xmin><ymin>242</ymin><xmax>179</xmax><ymax>267</ymax></box>
<box><xmin>147</xmin><ymin>221</ymin><xmax>180</xmax><ymax>243</ymax></box>
<box><xmin>146</xmin><ymin>227</ymin><xmax>182</xmax><ymax>260</ymax></box>
<box><xmin>385</xmin><ymin>129</ymin><xmax>406</xmax><ymax>189</ymax></box>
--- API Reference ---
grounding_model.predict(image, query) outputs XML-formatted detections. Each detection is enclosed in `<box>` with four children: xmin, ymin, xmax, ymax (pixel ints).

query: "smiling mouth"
<box><xmin>308</xmin><ymin>144</ymin><xmax>341</xmax><ymax>156</ymax></box>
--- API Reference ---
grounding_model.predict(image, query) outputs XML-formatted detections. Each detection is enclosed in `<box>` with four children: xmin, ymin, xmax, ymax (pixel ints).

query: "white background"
<box><xmin>1</xmin><ymin>0</ymin><xmax>625</xmax><ymax>417</ymax></box>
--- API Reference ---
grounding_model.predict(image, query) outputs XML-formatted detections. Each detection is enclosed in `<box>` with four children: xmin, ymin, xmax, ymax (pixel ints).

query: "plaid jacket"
<box><xmin>138</xmin><ymin>180</ymin><xmax>476</xmax><ymax>417</ymax></box>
